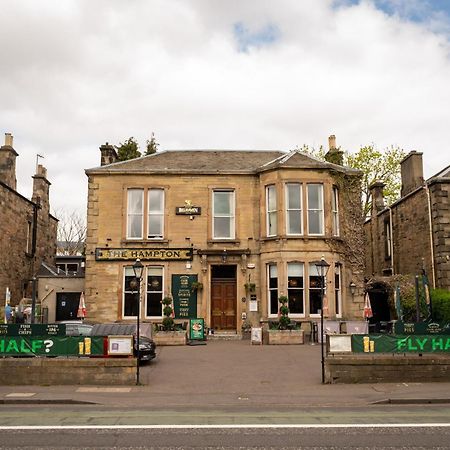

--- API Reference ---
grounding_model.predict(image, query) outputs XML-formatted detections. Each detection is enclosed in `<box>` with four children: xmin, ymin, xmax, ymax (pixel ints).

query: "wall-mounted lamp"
<box><xmin>349</xmin><ymin>281</ymin><xmax>356</xmax><ymax>297</ymax></box>
<box><xmin>222</xmin><ymin>249</ymin><xmax>227</xmax><ymax>263</ymax></box>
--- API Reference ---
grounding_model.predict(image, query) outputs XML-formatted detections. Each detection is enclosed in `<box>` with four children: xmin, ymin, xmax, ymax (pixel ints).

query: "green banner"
<box><xmin>394</xmin><ymin>321</ymin><xmax>450</xmax><ymax>335</ymax></box>
<box><xmin>172</xmin><ymin>274</ymin><xmax>198</xmax><ymax>319</ymax></box>
<box><xmin>189</xmin><ymin>318</ymin><xmax>205</xmax><ymax>340</ymax></box>
<box><xmin>0</xmin><ymin>336</ymin><xmax>104</xmax><ymax>356</ymax></box>
<box><xmin>0</xmin><ymin>324</ymin><xmax>66</xmax><ymax>336</ymax></box>
<box><xmin>352</xmin><ymin>334</ymin><xmax>450</xmax><ymax>353</ymax></box>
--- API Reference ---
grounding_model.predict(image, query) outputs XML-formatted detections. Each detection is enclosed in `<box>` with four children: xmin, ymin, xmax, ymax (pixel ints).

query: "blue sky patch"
<box><xmin>233</xmin><ymin>22</ymin><xmax>280</xmax><ymax>52</ymax></box>
<box><xmin>334</xmin><ymin>0</ymin><xmax>450</xmax><ymax>24</ymax></box>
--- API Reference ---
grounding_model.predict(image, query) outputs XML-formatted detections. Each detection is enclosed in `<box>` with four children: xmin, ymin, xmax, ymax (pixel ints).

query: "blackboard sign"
<box><xmin>172</xmin><ymin>274</ymin><xmax>198</xmax><ymax>319</ymax></box>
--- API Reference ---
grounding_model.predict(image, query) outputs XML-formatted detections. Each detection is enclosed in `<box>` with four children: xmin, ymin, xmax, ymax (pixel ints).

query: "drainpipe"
<box><xmin>424</xmin><ymin>184</ymin><xmax>436</xmax><ymax>288</ymax></box>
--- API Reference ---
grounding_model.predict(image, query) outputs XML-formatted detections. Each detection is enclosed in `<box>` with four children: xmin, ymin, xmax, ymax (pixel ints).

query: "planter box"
<box><xmin>153</xmin><ymin>331</ymin><xmax>186</xmax><ymax>346</ymax></box>
<box><xmin>266</xmin><ymin>329</ymin><xmax>304</xmax><ymax>345</ymax></box>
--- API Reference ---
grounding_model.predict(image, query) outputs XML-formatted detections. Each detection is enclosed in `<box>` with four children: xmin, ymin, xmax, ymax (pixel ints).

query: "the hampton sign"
<box><xmin>96</xmin><ymin>248</ymin><xmax>193</xmax><ymax>261</ymax></box>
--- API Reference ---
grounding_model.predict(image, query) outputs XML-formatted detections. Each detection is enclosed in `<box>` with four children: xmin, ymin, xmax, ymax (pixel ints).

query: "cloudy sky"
<box><xmin>1</xmin><ymin>0</ymin><xmax>450</xmax><ymax>216</ymax></box>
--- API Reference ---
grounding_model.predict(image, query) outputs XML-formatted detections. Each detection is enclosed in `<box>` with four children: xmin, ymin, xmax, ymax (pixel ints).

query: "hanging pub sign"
<box><xmin>172</xmin><ymin>275</ymin><xmax>198</xmax><ymax>319</ymax></box>
<box><xmin>95</xmin><ymin>248</ymin><xmax>193</xmax><ymax>261</ymax></box>
<box><xmin>176</xmin><ymin>206</ymin><xmax>201</xmax><ymax>215</ymax></box>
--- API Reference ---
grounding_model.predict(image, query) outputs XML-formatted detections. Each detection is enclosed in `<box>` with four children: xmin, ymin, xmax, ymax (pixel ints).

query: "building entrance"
<box><xmin>211</xmin><ymin>265</ymin><xmax>236</xmax><ymax>330</ymax></box>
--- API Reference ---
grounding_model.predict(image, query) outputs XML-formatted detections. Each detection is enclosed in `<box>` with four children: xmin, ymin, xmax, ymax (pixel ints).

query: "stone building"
<box><xmin>0</xmin><ymin>133</ymin><xmax>57</xmax><ymax>310</ymax></box>
<box><xmin>85</xmin><ymin>136</ymin><xmax>366</xmax><ymax>332</ymax></box>
<box><xmin>365</xmin><ymin>151</ymin><xmax>450</xmax><ymax>321</ymax></box>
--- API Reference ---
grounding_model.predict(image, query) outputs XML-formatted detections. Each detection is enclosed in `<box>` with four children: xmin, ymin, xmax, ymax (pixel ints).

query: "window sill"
<box><xmin>207</xmin><ymin>239</ymin><xmax>241</xmax><ymax>245</ymax></box>
<box><xmin>121</xmin><ymin>239</ymin><xmax>169</xmax><ymax>245</ymax></box>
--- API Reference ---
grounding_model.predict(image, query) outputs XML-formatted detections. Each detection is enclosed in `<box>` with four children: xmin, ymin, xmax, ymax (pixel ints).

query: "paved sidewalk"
<box><xmin>1</xmin><ymin>340</ymin><xmax>450</xmax><ymax>408</ymax></box>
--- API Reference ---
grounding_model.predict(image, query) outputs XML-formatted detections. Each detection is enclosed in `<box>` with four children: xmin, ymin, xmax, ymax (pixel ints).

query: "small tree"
<box><xmin>116</xmin><ymin>137</ymin><xmax>141</xmax><ymax>161</ymax></box>
<box><xmin>145</xmin><ymin>132</ymin><xmax>159</xmax><ymax>155</ymax></box>
<box><xmin>55</xmin><ymin>208</ymin><xmax>86</xmax><ymax>255</ymax></box>
<box><xmin>278</xmin><ymin>295</ymin><xmax>290</xmax><ymax>330</ymax></box>
<box><xmin>161</xmin><ymin>296</ymin><xmax>174</xmax><ymax>331</ymax></box>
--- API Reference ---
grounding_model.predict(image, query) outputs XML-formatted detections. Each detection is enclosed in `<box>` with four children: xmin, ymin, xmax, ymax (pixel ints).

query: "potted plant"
<box><xmin>266</xmin><ymin>295</ymin><xmax>304</xmax><ymax>345</ymax></box>
<box><xmin>244</xmin><ymin>282</ymin><xmax>256</xmax><ymax>293</ymax></box>
<box><xmin>153</xmin><ymin>295</ymin><xmax>186</xmax><ymax>346</ymax></box>
<box><xmin>191</xmin><ymin>281</ymin><xmax>203</xmax><ymax>292</ymax></box>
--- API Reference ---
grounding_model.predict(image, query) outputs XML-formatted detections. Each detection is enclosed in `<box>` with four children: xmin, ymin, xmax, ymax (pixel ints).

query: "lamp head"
<box><xmin>133</xmin><ymin>258</ymin><xmax>144</xmax><ymax>279</ymax></box>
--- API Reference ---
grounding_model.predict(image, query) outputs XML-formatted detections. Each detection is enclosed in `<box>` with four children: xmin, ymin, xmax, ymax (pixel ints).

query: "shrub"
<box><xmin>431</xmin><ymin>289</ymin><xmax>450</xmax><ymax>322</ymax></box>
<box><xmin>278</xmin><ymin>295</ymin><xmax>290</xmax><ymax>330</ymax></box>
<box><xmin>161</xmin><ymin>296</ymin><xmax>174</xmax><ymax>331</ymax></box>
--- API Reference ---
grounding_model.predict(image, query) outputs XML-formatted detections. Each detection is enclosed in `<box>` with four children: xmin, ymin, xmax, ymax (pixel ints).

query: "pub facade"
<box><xmin>85</xmin><ymin>136</ymin><xmax>366</xmax><ymax>333</ymax></box>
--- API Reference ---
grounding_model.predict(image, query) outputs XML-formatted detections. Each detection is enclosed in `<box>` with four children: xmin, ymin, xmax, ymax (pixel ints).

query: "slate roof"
<box><xmin>85</xmin><ymin>149</ymin><xmax>360</xmax><ymax>176</ymax></box>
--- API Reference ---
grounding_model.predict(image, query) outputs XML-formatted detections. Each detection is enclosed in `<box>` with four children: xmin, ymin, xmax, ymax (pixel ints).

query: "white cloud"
<box><xmin>1</xmin><ymin>0</ymin><xmax>449</xmax><ymax>214</ymax></box>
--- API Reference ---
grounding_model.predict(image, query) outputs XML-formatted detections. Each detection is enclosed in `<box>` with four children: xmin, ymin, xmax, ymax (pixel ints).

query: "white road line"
<box><xmin>0</xmin><ymin>423</ymin><xmax>449</xmax><ymax>430</ymax></box>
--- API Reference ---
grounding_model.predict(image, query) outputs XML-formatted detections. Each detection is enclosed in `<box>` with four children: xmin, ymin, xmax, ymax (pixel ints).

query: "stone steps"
<box><xmin>206</xmin><ymin>331</ymin><xmax>242</xmax><ymax>341</ymax></box>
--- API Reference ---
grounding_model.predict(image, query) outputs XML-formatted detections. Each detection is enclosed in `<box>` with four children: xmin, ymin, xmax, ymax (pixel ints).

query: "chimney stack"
<box><xmin>100</xmin><ymin>142</ymin><xmax>118</xmax><ymax>166</ymax></box>
<box><xmin>0</xmin><ymin>132</ymin><xmax>18</xmax><ymax>190</ymax></box>
<box><xmin>324</xmin><ymin>134</ymin><xmax>344</xmax><ymax>166</ymax></box>
<box><xmin>32</xmin><ymin>164</ymin><xmax>51</xmax><ymax>214</ymax></box>
<box><xmin>400</xmin><ymin>151</ymin><xmax>424</xmax><ymax>197</ymax></box>
<box><xmin>369</xmin><ymin>181</ymin><xmax>386</xmax><ymax>214</ymax></box>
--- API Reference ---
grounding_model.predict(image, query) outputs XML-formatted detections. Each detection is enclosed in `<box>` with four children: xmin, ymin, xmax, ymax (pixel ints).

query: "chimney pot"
<box><xmin>5</xmin><ymin>133</ymin><xmax>13</xmax><ymax>147</ymax></box>
<box><xmin>328</xmin><ymin>135</ymin><xmax>336</xmax><ymax>150</ymax></box>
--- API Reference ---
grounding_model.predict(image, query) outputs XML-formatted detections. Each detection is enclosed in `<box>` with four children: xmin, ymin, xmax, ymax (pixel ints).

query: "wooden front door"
<box><xmin>211</xmin><ymin>279</ymin><xmax>236</xmax><ymax>330</ymax></box>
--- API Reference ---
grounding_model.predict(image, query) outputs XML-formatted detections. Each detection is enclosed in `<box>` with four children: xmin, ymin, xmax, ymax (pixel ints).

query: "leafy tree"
<box><xmin>116</xmin><ymin>137</ymin><xmax>141</xmax><ymax>161</ymax></box>
<box><xmin>345</xmin><ymin>145</ymin><xmax>406</xmax><ymax>216</ymax></box>
<box><xmin>297</xmin><ymin>143</ymin><xmax>405</xmax><ymax>216</ymax></box>
<box><xmin>145</xmin><ymin>132</ymin><xmax>159</xmax><ymax>155</ymax></box>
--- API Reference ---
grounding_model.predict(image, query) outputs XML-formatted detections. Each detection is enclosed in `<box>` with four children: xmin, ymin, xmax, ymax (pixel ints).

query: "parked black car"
<box><xmin>90</xmin><ymin>323</ymin><xmax>156</xmax><ymax>363</ymax></box>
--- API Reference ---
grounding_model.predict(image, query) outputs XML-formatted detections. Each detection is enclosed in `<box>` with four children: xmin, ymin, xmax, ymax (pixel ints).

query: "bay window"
<box><xmin>309</xmin><ymin>263</ymin><xmax>325</xmax><ymax>315</ymax></box>
<box><xmin>123</xmin><ymin>266</ymin><xmax>139</xmax><ymax>317</ymax></box>
<box><xmin>335</xmin><ymin>264</ymin><xmax>341</xmax><ymax>317</ymax></box>
<box><xmin>267</xmin><ymin>264</ymin><xmax>278</xmax><ymax>316</ymax></box>
<box><xmin>146</xmin><ymin>266</ymin><xmax>164</xmax><ymax>317</ymax></box>
<box><xmin>287</xmin><ymin>263</ymin><xmax>304</xmax><ymax>315</ymax></box>
<box><xmin>266</xmin><ymin>185</ymin><xmax>277</xmax><ymax>236</ymax></box>
<box><xmin>307</xmin><ymin>184</ymin><xmax>324</xmax><ymax>235</ymax></box>
<box><xmin>286</xmin><ymin>183</ymin><xmax>302</xmax><ymax>235</ymax></box>
<box><xmin>332</xmin><ymin>187</ymin><xmax>340</xmax><ymax>236</ymax></box>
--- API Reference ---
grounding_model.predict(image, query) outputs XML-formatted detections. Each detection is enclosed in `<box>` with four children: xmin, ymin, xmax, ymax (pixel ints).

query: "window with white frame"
<box><xmin>287</xmin><ymin>263</ymin><xmax>304</xmax><ymax>315</ymax></box>
<box><xmin>127</xmin><ymin>189</ymin><xmax>144</xmax><ymax>239</ymax></box>
<box><xmin>213</xmin><ymin>190</ymin><xmax>235</xmax><ymax>239</ymax></box>
<box><xmin>309</xmin><ymin>263</ymin><xmax>325</xmax><ymax>315</ymax></box>
<box><xmin>266</xmin><ymin>185</ymin><xmax>277</xmax><ymax>236</ymax></box>
<box><xmin>268</xmin><ymin>264</ymin><xmax>278</xmax><ymax>316</ymax></box>
<box><xmin>307</xmin><ymin>184</ymin><xmax>324</xmax><ymax>235</ymax></box>
<box><xmin>286</xmin><ymin>183</ymin><xmax>302</xmax><ymax>235</ymax></box>
<box><xmin>332</xmin><ymin>186</ymin><xmax>340</xmax><ymax>236</ymax></box>
<box><xmin>335</xmin><ymin>264</ymin><xmax>341</xmax><ymax>317</ymax></box>
<box><xmin>146</xmin><ymin>266</ymin><xmax>163</xmax><ymax>317</ymax></box>
<box><xmin>148</xmin><ymin>189</ymin><xmax>164</xmax><ymax>239</ymax></box>
<box><xmin>123</xmin><ymin>266</ymin><xmax>139</xmax><ymax>317</ymax></box>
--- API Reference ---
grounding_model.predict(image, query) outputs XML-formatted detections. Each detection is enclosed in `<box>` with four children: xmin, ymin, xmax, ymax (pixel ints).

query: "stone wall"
<box><xmin>326</xmin><ymin>354</ymin><xmax>450</xmax><ymax>383</ymax></box>
<box><xmin>0</xmin><ymin>358</ymin><xmax>136</xmax><ymax>385</ymax></box>
<box><xmin>429</xmin><ymin>180</ymin><xmax>450</xmax><ymax>289</ymax></box>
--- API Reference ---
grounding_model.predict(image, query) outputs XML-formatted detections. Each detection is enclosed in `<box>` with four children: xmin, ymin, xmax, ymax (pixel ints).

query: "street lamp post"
<box><xmin>132</xmin><ymin>258</ymin><xmax>144</xmax><ymax>385</ymax></box>
<box><xmin>315</xmin><ymin>257</ymin><xmax>330</xmax><ymax>384</ymax></box>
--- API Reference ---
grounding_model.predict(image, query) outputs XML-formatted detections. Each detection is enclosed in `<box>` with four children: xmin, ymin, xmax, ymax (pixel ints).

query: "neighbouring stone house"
<box><xmin>364</xmin><ymin>151</ymin><xmax>450</xmax><ymax>322</ymax></box>
<box><xmin>84</xmin><ymin>136</ymin><xmax>366</xmax><ymax>333</ymax></box>
<box><xmin>0</xmin><ymin>133</ymin><xmax>57</xmax><ymax>312</ymax></box>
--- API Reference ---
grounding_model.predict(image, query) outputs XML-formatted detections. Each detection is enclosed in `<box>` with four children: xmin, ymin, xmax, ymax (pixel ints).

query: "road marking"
<box><xmin>0</xmin><ymin>423</ymin><xmax>449</xmax><ymax>430</ymax></box>
<box><xmin>76</xmin><ymin>388</ymin><xmax>131</xmax><ymax>393</ymax></box>
<box><xmin>5</xmin><ymin>393</ymin><xmax>36</xmax><ymax>398</ymax></box>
